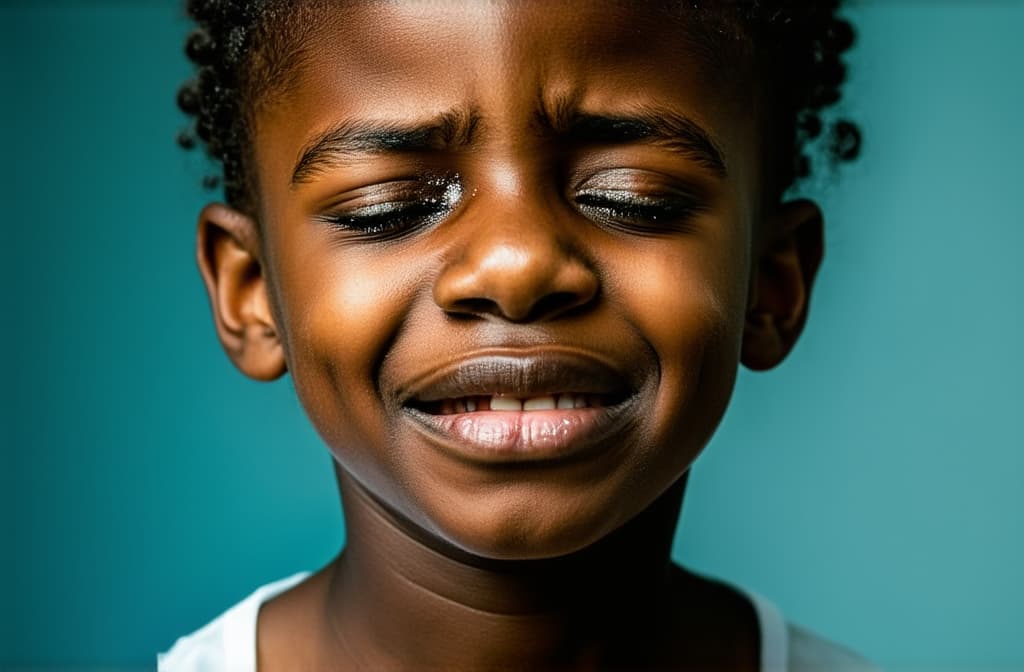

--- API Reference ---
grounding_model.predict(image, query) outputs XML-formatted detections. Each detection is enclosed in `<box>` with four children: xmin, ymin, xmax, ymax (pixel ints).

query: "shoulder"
<box><xmin>744</xmin><ymin>586</ymin><xmax>877</xmax><ymax>672</ymax></box>
<box><xmin>157</xmin><ymin>572</ymin><xmax>311</xmax><ymax>672</ymax></box>
<box><xmin>787</xmin><ymin>623</ymin><xmax>880</xmax><ymax>672</ymax></box>
<box><xmin>158</xmin><ymin>612</ymin><xmax>228</xmax><ymax>672</ymax></box>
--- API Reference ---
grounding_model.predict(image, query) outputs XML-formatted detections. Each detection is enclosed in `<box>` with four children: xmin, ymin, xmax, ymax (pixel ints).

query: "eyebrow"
<box><xmin>290</xmin><ymin>104</ymin><xmax>727</xmax><ymax>185</ymax></box>
<box><xmin>549</xmin><ymin>108</ymin><xmax>728</xmax><ymax>178</ymax></box>
<box><xmin>291</xmin><ymin>108</ymin><xmax>480</xmax><ymax>185</ymax></box>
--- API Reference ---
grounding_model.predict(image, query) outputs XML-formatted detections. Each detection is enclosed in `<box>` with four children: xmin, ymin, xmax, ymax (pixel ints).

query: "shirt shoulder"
<box><xmin>787</xmin><ymin>623</ymin><xmax>880</xmax><ymax>672</ymax></box>
<box><xmin>744</xmin><ymin>586</ymin><xmax>877</xmax><ymax>672</ymax></box>
<box><xmin>157</xmin><ymin>572</ymin><xmax>311</xmax><ymax>672</ymax></box>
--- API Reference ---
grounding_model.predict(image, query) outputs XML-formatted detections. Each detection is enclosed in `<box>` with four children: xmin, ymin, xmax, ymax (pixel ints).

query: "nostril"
<box><xmin>527</xmin><ymin>291</ymin><xmax>596</xmax><ymax>322</ymax></box>
<box><xmin>445</xmin><ymin>289</ymin><xmax>597</xmax><ymax>323</ymax></box>
<box><xmin>432</xmin><ymin>227</ymin><xmax>600</xmax><ymax>322</ymax></box>
<box><xmin>448</xmin><ymin>297</ymin><xmax>500</xmax><ymax>318</ymax></box>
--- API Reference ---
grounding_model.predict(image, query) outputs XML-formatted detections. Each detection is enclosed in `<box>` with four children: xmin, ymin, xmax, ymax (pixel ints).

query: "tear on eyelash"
<box><xmin>574</xmin><ymin>191</ymin><xmax>704</xmax><ymax>232</ymax></box>
<box><xmin>319</xmin><ymin>176</ymin><xmax>463</xmax><ymax>238</ymax></box>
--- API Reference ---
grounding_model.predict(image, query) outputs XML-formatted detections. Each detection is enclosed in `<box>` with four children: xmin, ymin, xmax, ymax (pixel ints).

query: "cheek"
<box><xmin>270</xmin><ymin>240</ymin><xmax>422</xmax><ymax>476</ymax></box>
<box><xmin>612</xmin><ymin>230</ymin><xmax>750</xmax><ymax>465</ymax></box>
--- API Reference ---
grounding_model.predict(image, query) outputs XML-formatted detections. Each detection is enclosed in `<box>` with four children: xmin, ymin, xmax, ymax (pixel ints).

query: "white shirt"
<box><xmin>159</xmin><ymin>572</ymin><xmax>877</xmax><ymax>671</ymax></box>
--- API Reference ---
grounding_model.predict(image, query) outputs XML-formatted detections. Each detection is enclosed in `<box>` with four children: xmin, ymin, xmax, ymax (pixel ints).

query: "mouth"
<box><xmin>397</xmin><ymin>351</ymin><xmax>640</xmax><ymax>463</ymax></box>
<box><xmin>414</xmin><ymin>392</ymin><xmax>618</xmax><ymax>415</ymax></box>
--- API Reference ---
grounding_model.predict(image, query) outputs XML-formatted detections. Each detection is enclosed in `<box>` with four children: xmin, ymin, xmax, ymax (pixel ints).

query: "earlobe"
<box><xmin>196</xmin><ymin>203</ymin><xmax>287</xmax><ymax>381</ymax></box>
<box><xmin>741</xmin><ymin>199</ymin><xmax>824</xmax><ymax>371</ymax></box>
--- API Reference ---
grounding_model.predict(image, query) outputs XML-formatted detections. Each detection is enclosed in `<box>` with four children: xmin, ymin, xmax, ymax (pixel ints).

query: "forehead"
<box><xmin>295</xmin><ymin>2</ymin><xmax>718</xmax><ymax>75</ymax></box>
<box><xmin>250</xmin><ymin>1</ymin><xmax>758</xmax><ymax>207</ymax></box>
<box><xmin>256</xmin><ymin>1</ymin><xmax>749</xmax><ymax>118</ymax></box>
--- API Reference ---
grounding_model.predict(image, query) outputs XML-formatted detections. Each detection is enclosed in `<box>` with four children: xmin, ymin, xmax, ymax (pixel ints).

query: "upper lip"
<box><xmin>395</xmin><ymin>348</ymin><xmax>639</xmax><ymax>406</ymax></box>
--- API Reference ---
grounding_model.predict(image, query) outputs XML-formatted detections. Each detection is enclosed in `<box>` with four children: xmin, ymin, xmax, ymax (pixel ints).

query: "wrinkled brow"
<box><xmin>291</xmin><ymin>107</ymin><xmax>480</xmax><ymax>185</ymax></box>
<box><xmin>538</xmin><ymin>104</ymin><xmax>728</xmax><ymax>178</ymax></box>
<box><xmin>291</xmin><ymin>103</ymin><xmax>727</xmax><ymax>185</ymax></box>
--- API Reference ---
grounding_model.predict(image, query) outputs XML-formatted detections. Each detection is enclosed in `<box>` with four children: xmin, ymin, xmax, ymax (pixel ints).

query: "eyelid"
<box><xmin>571</xmin><ymin>168</ymin><xmax>709</xmax><ymax>234</ymax></box>
<box><xmin>319</xmin><ymin>178</ymin><xmax>431</xmax><ymax>209</ymax></box>
<box><xmin>574</xmin><ymin>166</ymin><xmax>704</xmax><ymax>193</ymax></box>
<box><xmin>314</xmin><ymin>175</ymin><xmax>463</xmax><ymax>239</ymax></box>
<box><xmin>574</xmin><ymin>168</ymin><xmax>707</xmax><ymax>207</ymax></box>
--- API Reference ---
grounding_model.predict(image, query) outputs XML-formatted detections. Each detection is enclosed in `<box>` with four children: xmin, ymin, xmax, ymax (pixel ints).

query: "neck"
<box><xmin>324</xmin><ymin>466</ymin><xmax>689</xmax><ymax>670</ymax></box>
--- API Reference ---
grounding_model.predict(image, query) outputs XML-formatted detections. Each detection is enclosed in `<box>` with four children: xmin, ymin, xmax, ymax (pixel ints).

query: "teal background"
<box><xmin>3</xmin><ymin>2</ymin><xmax>1022</xmax><ymax>669</ymax></box>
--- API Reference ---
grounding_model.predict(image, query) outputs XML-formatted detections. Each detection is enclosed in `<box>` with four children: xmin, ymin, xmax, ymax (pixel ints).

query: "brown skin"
<box><xmin>196</xmin><ymin>3</ymin><xmax>823</xmax><ymax>669</ymax></box>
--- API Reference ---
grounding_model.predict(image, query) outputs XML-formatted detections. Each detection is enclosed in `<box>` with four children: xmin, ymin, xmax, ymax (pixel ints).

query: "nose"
<box><xmin>433</xmin><ymin>201</ymin><xmax>599</xmax><ymax>322</ymax></box>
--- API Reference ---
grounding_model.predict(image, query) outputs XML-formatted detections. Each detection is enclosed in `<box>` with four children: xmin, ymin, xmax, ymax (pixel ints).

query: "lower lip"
<box><xmin>405</xmin><ymin>404</ymin><xmax>631</xmax><ymax>463</ymax></box>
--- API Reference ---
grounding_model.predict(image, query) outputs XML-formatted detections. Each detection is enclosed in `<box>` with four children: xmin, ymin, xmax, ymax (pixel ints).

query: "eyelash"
<box><xmin>573</xmin><ymin>189</ymin><xmax>704</xmax><ymax>233</ymax></box>
<box><xmin>317</xmin><ymin>180</ymin><xmax>703</xmax><ymax>239</ymax></box>
<box><xmin>318</xmin><ymin>178</ymin><xmax>461</xmax><ymax>240</ymax></box>
<box><xmin>322</xmin><ymin>200</ymin><xmax>448</xmax><ymax>237</ymax></box>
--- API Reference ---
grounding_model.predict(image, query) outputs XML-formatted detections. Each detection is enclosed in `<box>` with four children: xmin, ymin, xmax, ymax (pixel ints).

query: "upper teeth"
<box><xmin>439</xmin><ymin>394</ymin><xmax>596</xmax><ymax>414</ymax></box>
<box><xmin>523</xmin><ymin>395</ymin><xmax>556</xmax><ymax>411</ymax></box>
<box><xmin>496</xmin><ymin>394</ymin><xmax>591</xmax><ymax>411</ymax></box>
<box><xmin>492</xmin><ymin>396</ymin><xmax>529</xmax><ymax>411</ymax></box>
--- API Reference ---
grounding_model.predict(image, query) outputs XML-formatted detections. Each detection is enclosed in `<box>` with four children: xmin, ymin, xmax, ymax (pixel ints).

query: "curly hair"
<box><xmin>177</xmin><ymin>0</ymin><xmax>861</xmax><ymax>212</ymax></box>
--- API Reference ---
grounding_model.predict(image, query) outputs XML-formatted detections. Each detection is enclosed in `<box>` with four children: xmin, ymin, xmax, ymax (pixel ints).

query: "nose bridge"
<box><xmin>433</xmin><ymin>186</ymin><xmax>598</xmax><ymax>322</ymax></box>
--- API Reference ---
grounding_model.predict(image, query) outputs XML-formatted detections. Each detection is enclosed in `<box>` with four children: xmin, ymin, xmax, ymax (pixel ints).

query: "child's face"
<box><xmin>202</xmin><ymin>2</ymin><xmax>816</xmax><ymax>559</ymax></box>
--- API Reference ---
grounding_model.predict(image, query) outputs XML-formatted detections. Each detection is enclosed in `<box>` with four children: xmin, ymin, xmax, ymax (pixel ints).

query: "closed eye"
<box><xmin>321</xmin><ymin>200</ymin><xmax>447</xmax><ymax>237</ymax></box>
<box><xmin>574</xmin><ymin>189</ymin><xmax>705</xmax><ymax>234</ymax></box>
<box><xmin>315</xmin><ymin>176</ymin><xmax>462</xmax><ymax>241</ymax></box>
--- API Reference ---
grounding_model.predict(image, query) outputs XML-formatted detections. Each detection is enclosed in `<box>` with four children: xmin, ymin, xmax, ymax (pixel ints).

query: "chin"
<box><xmin>421</xmin><ymin>487</ymin><xmax>641</xmax><ymax>563</ymax></box>
<box><xmin>446</xmin><ymin>527</ymin><xmax>609</xmax><ymax>563</ymax></box>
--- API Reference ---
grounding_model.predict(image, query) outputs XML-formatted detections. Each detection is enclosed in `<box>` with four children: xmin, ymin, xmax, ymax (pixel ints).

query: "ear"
<box><xmin>741</xmin><ymin>199</ymin><xmax>824</xmax><ymax>371</ymax></box>
<box><xmin>196</xmin><ymin>203</ymin><xmax>287</xmax><ymax>381</ymax></box>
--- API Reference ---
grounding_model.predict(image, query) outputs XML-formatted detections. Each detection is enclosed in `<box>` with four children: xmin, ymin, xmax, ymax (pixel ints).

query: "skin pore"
<box><xmin>196</xmin><ymin>2</ymin><xmax>824</xmax><ymax>669</ymax></box>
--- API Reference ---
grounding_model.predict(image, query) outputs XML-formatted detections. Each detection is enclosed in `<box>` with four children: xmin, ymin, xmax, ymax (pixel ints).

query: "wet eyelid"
<box><xmin>574</xmin><ymin>166</ymin><xmax>703</xmax><ymax>193</ymax></box>
<box><xmin>313</xmin><ymin>175</ymin><xmax>463</xmax><ymax>239</ymax></box>
<box><xmin>570</xmin><ymin>168</ymin><xmax>712</xmax><ymax>235</ymax></box>
<box><xmin>316</xmin><ymin>178</ymin><xmax>433</xmax><ymax>207</ymax></box>
<box><xmin>574</xmin><ymin>169</ymin><xmax>709</xmax><ymax>210</ymax></box>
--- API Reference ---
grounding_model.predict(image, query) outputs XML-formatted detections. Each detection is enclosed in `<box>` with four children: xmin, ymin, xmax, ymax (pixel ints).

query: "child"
<box><xmin>162</xmin><ymin>1</ymin><xmax>872</xmax><ymax>669</ymax></box>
